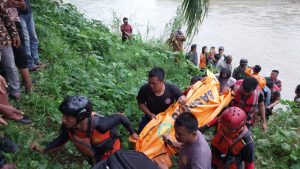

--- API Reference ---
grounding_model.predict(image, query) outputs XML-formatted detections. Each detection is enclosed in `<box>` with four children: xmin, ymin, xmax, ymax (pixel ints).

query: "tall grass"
<box><xmin>2</xmin><ymin>0</ymin><xmax>198</xmax><ymax>168</ymax></box>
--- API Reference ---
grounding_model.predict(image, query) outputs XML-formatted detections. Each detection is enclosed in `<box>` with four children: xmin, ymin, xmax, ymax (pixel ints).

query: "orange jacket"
<box><xmin>68</xmin><ymin>113</ymin><xmax>121</xmax><ymax>159</ymax></box>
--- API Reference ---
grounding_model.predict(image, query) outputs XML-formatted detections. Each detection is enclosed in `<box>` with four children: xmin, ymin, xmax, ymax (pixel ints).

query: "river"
<box><xmin>68</xmin><ymin>0</ymin><xmax>300</xmax><ymax>100</ymax></box>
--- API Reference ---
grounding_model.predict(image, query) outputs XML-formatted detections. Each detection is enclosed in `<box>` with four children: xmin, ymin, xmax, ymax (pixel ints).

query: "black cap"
<box><xmin>240</xmin><ymin>59</ymin><xmax>248</xmax><ymax>64</ymax></box>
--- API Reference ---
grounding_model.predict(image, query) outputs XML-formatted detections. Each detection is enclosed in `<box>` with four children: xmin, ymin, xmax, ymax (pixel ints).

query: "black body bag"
<box><xmin>92</xmin><ymin>150</ymin><xmax>159</xmax><ymax>169</ymax></box>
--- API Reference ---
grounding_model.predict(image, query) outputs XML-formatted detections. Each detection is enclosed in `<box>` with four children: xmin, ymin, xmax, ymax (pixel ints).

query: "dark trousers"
<box><xmin>13</xmin><ymin>21</ymin><xmax>28</xmax><ymax>69</ymax></box>
<box><xmin>0</xmin><ymin>150</ymin><xmax>5</xmax><ymax>168</ymax></box>
<box><xmin>138</xmin><ymin>115</ymin><xmax>151</xmax><ymax>134</ymax></box>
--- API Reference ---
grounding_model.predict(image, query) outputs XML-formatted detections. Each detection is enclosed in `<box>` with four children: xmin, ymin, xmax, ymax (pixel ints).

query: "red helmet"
<box><xmin>219</xmin><ymin>107</ymin><xmax>247</xmax><ymax>131</ymax></box>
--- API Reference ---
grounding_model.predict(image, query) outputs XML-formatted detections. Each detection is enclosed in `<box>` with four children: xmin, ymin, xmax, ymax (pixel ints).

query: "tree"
<box><xmin>181</xmin><ymin>0</ymin><xmax>209</xmax><ymax>38</ymax></box>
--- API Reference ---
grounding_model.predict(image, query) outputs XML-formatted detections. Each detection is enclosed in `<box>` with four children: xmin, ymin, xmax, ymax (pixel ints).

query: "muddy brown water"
<box><xmin>69</xmin><ymin>0</ymin><xmax>300</xmax><ymax>100</ymax></box>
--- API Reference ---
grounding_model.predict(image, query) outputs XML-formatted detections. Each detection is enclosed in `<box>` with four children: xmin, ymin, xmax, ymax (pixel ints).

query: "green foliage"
<box><xmin>2</xmin><ymin>0</ymin><xmax>196</xmax><ymax>168</ymax></box>
<box><xmin>181</xmin><ymin>0</ymin><xmax>209</xmax><ymax>38</ymax></box>
<box><xmin>162</xmin><ymin>7</ymin><xmax>185</xmax><ymax>40</ymax></box>
<box><xmin>254</xmin><ymin>101</ymin><xmax>300</xmax><ymax>169</ymax></box>
<box><xmin>2</xmin><ymin>0</ymin><xmax>298</xmax><ymax>168</ymax></box>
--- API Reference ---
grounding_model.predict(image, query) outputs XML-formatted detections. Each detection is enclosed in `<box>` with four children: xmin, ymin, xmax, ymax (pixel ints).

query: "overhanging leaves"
<box><xmin>181</xmin><ymin>0</ymin><xmax>209</xmax><ymax>38</ymax></box>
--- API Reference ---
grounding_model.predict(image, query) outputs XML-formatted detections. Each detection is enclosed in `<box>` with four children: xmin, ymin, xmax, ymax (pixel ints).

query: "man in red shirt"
<box><xmin>120</xmin><ymin>17</ymin><xmax>132</xmax><ymax>42</ymax></box>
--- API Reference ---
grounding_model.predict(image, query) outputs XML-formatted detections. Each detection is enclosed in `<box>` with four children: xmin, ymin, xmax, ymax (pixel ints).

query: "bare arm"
<box><xmin>139</xmin><ymin>103</ymin><xmax>156</xmax><ymax>119</ymax></box>
<box><xmin>0</xmin><ymin>75</ymin><xmax>8</xmax><ymax>94</ymax></box>
<box><xmin>259</xmin><ymin>102</ymin><xmax>267</xmax><ymax>132</ymax></box>
<box><xmin>266</xmin><ymin>99</ymin><xmax>280</xmax><ymax>109</ymax></box>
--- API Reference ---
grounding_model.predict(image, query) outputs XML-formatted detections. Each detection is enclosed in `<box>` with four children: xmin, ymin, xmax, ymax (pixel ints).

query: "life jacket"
<box><xmin>232</xmin><ymin>80</ymin><xmax>260</xmax><ymax>125</ymax></box>
<box><xmin>67</xmin><ymin>112</ymin><xmax>120</xmax><ymax>159</ymax></box>
<box><xmin>211</xmin><ymin>126</ymin><xmax>254</xmax><ymax>169</ymax></box>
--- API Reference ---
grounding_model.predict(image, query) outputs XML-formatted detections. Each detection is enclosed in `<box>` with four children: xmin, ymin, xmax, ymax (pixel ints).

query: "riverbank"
<box><xmin>2</xmin><ymin>0</ymin><xmax>299</xmax><ymax>168</ymax></box>
<box><xmin>4</xmin><ymin>0</ymin><xmax>195</xmax><ymax>168</ymax></box>
<box><xmin>69</xmin><ymin>0</ymin><xmax>300</xmax><ymax>100</ymax></box>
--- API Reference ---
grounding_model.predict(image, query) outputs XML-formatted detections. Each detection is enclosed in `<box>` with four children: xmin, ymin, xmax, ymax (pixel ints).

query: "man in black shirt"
<box><xmin>137</xmin><ymin>67</ymin><xmax>186</xmax><ymax>133</ymax></box>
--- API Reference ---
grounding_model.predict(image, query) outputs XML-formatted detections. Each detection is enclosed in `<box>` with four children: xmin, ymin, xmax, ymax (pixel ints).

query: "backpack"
<box><xmin>92</xmin><ymin>150</ymin><xmax>160</xmax><ymax>169</ymax></box>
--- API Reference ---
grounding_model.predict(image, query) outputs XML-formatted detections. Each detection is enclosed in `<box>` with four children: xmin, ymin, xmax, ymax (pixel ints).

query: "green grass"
<box><xmin>2</xmin><ymin>0</ymin><xmax>197</xmax><ymax>168</ymax></box>
<box><xmin>254</xmin><ymin>101</ymin><xmax>300</xmax><ymax>169</ymax></box>
<box><xmin>1</xmin><ymin>0</ymin><xmax>299</xmax><ymax>168</ymax></box>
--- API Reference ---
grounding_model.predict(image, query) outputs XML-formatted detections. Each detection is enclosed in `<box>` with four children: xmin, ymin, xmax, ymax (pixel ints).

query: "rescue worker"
<box><xmin>190</xmin><ymin>75</ymin><xmax>204</xmax><ymax>85</ymax></box>
<box><xmin>137</xmin><ymin>67</ymin><xmax>186</xmax><ymax>133</ymax></box>
<box><xmin>232</xmin><ymin>77</ymin><xmax>267</xmax><ymax>132</ymax></box>
<box><xmin>30</xmin><ymin>96</ymin><xmax>138</xmax><ymax>164</ymax></box>
<box><xmin>211</xmin><ymin>107</ymin><xmax>255</xmax><ymax>169</ymax></box>
<box><xmin>182</xmin><ymin>75</ymin><xmax>205</xmax><ymax>97</ymax></box>
<box><xmin>232</xmin><ymin>59</ymin><xmax>248</xmax><ymax>80</ymax></box>
<box><xmin>245</xmin><ymin>65</ymin><xmax>266</xmax><ymax>90</ymax></box>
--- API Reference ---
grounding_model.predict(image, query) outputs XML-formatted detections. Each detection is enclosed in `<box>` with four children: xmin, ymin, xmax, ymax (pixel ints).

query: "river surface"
<box><xmin>69</xmin><ymin>0</ymin><xmax>300</xmax><ymax>100</ymax></box>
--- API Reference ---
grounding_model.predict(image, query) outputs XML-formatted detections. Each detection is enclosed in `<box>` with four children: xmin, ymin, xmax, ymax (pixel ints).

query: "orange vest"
<box><xmin>211</xmin><ymin>126</ymin><xmax>253</xmax><ymax>169</ymax></box>
<box><xmin>67</xmin><ymin>112</ymin><xmax>120</xmax><ymax>158</ymax></box>
<box><xmin>199</xmin><ymin>53</ymin><xmax>206</xmax><ymax>69</ymax></box>
<box><xmin>232</xmin><ymin>80</ymin><xmax>260</xmax><ymax>125</ymax></box>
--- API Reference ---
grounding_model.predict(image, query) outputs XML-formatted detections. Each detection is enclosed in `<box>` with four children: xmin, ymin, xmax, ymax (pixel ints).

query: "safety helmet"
<box><xmin>59</xmin><ymin>96</ymin><xmax>92</xmax><ymax>122</ymax></box>
<box><xmin>219</xmin><ymin>107</ymin><xmax>246</xmax><ymax>131</ymax></box>
<box><xmin>256</xmin><ymin>76</ymin><xmax>266</xmax><ymax>89</ymax></box>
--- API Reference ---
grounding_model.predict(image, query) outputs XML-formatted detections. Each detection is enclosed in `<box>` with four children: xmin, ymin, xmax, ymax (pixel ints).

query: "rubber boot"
<box><xmin>20</xmin><ymin>68</ymin><xmax>32</xmax><ymax>93</ymax></box>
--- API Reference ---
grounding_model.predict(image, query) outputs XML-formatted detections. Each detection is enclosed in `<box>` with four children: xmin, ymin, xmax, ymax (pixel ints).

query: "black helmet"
<box><xmin>240</xmin><ymin>59</ymin><xmax>248</xmax><ymax>64</ymax></box>
<box><xmin>59</xmin><ymin>96</ymin><xmax>92</xmax><ymax>122</ymax></box>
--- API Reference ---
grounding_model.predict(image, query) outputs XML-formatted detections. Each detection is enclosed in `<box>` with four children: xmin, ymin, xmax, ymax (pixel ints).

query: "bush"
<box><xmin>254</xmin><ymin>101</ymin><xmax>300</xmax><ymax>169</ymax></box>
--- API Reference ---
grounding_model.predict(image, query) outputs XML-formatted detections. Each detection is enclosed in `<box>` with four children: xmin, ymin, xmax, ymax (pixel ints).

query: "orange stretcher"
<box><xmin>134</xmin><ymin>70</ymin><xmax>232</xmax><ymax>167</ymax></box>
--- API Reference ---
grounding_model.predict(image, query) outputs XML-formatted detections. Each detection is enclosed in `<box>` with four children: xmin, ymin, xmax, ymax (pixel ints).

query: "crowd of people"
<box><xmin>185</xmin><ymin>44</ymin><xmax>286</xmax><ymax>122</ymax></box>
<box><xmin>0</xmin><ymin>0</ymin><xmax>48</xmax><ymax>168</ymax></box>
<box><xmin>120</xmin><ymin>21</ymin><xmax>299</xmax><ymax>169</ymax></box>
<box><xmin>0</xmin><ymin>5</ymin><xmax>299</xmax><ymax>168</ymax></box>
